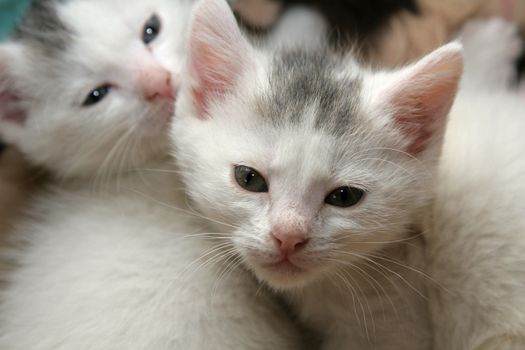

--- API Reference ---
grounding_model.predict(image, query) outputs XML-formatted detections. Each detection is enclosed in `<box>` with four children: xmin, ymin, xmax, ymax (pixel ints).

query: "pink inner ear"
<box><xmin>0</xmin><ymin>89</ymin><xmax>26</xmax><ymax>124</ymax></box>
<box><xmin>190</xmin><ymin>38</ymin><xmax>236</xmax><ymax>116</ymax></box>
<box><xmin>387</xmin><ymin>45</ymin><xmax>463</xmax><ymax>155</ymax></box>
<box><xmin>394</xmin><ymin>85</ymin><xmax>455</xmax><ymax>155</ymax></box>
<box><xmin>187</xmin><ymin>0</ymin><xmax>254</xmax><ymax>118</ymax></box>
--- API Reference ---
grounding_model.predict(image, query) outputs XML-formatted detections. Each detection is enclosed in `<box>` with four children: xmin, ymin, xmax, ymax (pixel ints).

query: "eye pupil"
<box><xmin>83</xmin><ymin>85</ymin><xmax>111</xmax><ymax>107</ymax></box>
<box><xmin>143</xmin><ymin>15</ymin><xmax>161</xmax><ymax>44</ymax></box>
<box><xmin>325</xmin><ymin>186</ymin><xmax>364</xmax><ymax>208</ymax></box>
<box><xmin>234</xmin><ymin>165</ymin><xmax>268</xmax><ymax>193</ymax></box>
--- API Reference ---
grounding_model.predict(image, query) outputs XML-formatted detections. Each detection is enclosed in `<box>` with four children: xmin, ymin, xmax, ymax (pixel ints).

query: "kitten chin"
<box><xmin>244</xmin><ymin>252</ymin><xmax>331</xmax><ymax>289</ymax></box>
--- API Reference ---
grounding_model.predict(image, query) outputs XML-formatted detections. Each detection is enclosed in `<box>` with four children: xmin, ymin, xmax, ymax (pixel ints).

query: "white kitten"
<box><xmin>172</xmin><ymin>0</ymin><xmax>463</xmax><ymax>348</ymax></box>
<box><xmin>0</xmin><ymin>1</ymin><xmax>301</xmax><ymax>348</ymax></box>
<box><xmin>0</xmin><ymin>0</ymin><xmax>190</xmax><ymax>179</ymax></box>
<box><xmin>426</xmin><ymin>19</ymin><xmax>525</xmax><ymax>350</ymax></box>
<box><xmin>427</xmin><ymin>89</ymin><xmax>525</xmax><ymax>350</ymax></box>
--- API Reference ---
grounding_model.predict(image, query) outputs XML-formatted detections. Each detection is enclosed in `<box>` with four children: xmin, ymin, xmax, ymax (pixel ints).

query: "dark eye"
<box><xmin>325</xmin><ymin>186</ymin><xmax>364</xmax><ymax>208</ymax></box>
<box><xmin>142</xmin><ymin>14</ymin><xmax>161</xmax><ymax>44</ymax></box>
<box><xmin>83</xmin><ymin>85</ymin><xmax>111</xmax><ymax>107</ymax></box>
<box><xmin>234</xmin><ymin>165</ymin><xmax>268</xmax><ymax>193</ymax></box>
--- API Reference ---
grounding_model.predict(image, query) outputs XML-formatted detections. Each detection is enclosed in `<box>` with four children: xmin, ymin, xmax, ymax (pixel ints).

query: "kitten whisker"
<box><xmin>332</xmin><ymin>232</ymin><xmax>424</xmax><ymax>245</ymax></box>
<box><xmin>335</xmin><ymin>250</ymin><xmax>428</xmax><ymax>300</ymax></box>
<box><xmin>211</xmin><ymin>255</ymin><xmax>244</xmax><ymax>301</ymax></box>
<box><xmin>126</xmin><ymin>187</ymin><xmax>241</xmax><ymax>230</ymax></box>
<box><xmin>334</xmin><ymin>268</ymin><xmax>371</xmax><ymax>340</ymax></box>
<box><xmin>359</xmin><ymin>251</ymin><xmax>447</xmax><ymax>293</ymax></box>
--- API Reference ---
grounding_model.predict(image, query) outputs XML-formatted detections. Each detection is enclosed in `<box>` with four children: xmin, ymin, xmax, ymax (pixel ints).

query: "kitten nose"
<box><xmin>272</xmin><ymin>229</ymin><xmax>309</xmax><ymax>257</ymax></box>
<box><xmin>139</xmin><ymin>67</ymin><xmax>175</xmax><ymax>102</ymax></box>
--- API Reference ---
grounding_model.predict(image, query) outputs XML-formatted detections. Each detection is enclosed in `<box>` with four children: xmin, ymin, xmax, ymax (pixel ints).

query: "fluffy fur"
<box><xmin>426</xmin><ymin>18</ymin><xmax>525</xmax><ymax>350</ymax></box>
<box><xmin>0</xmin><ymin>0</ymin><xmax>302</xmax><ymax>348</ymax></box>
<box><xmin>0</xmin><ymin>169</ymin><xmax>302</xmax><ymax>349</ymax></box>
<box><xmin>458</xmin><ymin>18</ymin><xmax>523</xmax><ymax>91</ymax></box>
<box><xmin>172</xmin><ymin>0</ymin><xmax>464</xmax><ymax>348</ymax></box>
<box><xmin>427</xmin><ymin>90</ymin><xmax>525</xmax><ymax>350</ymax></box>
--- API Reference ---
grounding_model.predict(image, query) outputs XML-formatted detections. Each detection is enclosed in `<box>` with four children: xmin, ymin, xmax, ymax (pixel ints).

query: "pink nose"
<box><xmin>272</xmin><ymin>229</ymin><xmax>309</xmax><ymax>257</ymax></box>
<box><xmin>139</xmin><ymin>66</ymin><xmax>175</xmax><ymax>102</ymax></box>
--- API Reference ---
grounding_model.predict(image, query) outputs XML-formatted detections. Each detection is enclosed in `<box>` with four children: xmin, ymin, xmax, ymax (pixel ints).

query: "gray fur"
<box><xmin>12</xmin><ymin>0</ymin><xmax>71</xmax><ymax>54</ymax></box>
<box><xmin>258</xmin><ymin>49</ymin><xmax>361</xmax><ymax>137</ymax></box>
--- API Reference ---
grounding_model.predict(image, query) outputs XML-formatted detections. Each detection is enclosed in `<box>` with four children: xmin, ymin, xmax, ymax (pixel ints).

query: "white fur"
<box><xmin>425</xmin><ymin>19</ymin><xmax>525</xmax><ymax>349</ymax></box>
<box><xmin>458</xmin><ymin>18</ymin><xmax>523</xmax><ymax>91</ymax></box>
<box><xmin>173</xmin><ymin>1</ymin><xmax>463</xmax><ymax>348</ymax></box>
<box><xmin>0</xmin><ymin>167</ymin><xmax>301</xmax><ymax>349</ymax></box>
<box><xmin>0</xmin><ymin>1</ymin><xmax>301</xmax><ymax>348</ymax></box>
<box><xmin>427</xmin><ymin>90</ymin><xmax>525</xmax><ymax>350</ymax></box>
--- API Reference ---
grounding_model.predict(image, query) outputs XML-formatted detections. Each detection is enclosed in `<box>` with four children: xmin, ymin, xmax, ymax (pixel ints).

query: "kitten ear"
<box><xmin>0</xmin><ymin>46</ymin><xmax>27</xmax><ymax>126</ymax></box>
<box><xmin>379</xmin><ymin>43</ymin><xmax>463</xmax><ymax>155</ymax></box>
<box><xmin>186</xmin><ymin>0</ymin><xmax>256</xmax><ymax>117</ymax></box>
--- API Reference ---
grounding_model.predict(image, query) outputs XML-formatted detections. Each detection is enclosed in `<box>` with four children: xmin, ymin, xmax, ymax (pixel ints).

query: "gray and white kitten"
<box><xmin>0</xmin><ymin>0</ymin><xmax>187</xmax><ymax>179</ymax></box>
<box><xmin>0</xmin><ymin>0</ymin><xmax>301</xmax><ymax>348</ymax></box>
<box><xmin>173</xmin><ymin>0</ymin><xmax>463</xmax><ymax>348</ymax></box>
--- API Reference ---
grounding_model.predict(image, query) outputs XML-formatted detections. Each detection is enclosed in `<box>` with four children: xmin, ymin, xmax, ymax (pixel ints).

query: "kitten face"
<box><xmin>0</xmin><ymin>0</ymin><xmax>193</xmax><ymax>178</ymax></box>
<box><xmin>173</xmin><ymin>0</ymin><xmax>462</xmax><ymax>290</ymax></box>
<box><xmin>175</xmin><ymin>57</ymin><xmax>432</xmax><ymax>289</ymax></box>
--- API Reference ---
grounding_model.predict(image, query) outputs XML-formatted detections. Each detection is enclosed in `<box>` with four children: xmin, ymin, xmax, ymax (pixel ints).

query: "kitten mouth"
<box><xmin>263</xmin><ymin>258</ymin><xmax>305</xmax><ymax>274</ymax></box>
<box><xmin>255</xmin><ymin>256</ymin><xmax>322</xmax><ymax>288</ymax></box>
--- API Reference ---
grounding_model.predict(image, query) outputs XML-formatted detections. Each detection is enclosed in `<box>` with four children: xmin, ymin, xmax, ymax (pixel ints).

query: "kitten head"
<box><xmin>173</xmin><ymin>0</ymin><xmax>462</xmax><ymax>290</ymax></box>
<box><xmin>0</xmin><ymin>0</ymin><xmax>192</xmax><ymax>179</ymax></box>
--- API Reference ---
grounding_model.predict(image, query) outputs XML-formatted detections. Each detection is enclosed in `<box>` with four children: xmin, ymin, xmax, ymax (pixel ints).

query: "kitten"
<box><xmin>426</xmin><ymin>19</ymin><xmax>525</xmax><ymax>350</ymax></box>
<box><xmin>0</xmin><ymin>0</ymin><xmax>301</xmax><ymax>348</ymax></box>
<box><xmin>172</xmin><ymin>0</ymin><xmax>463</xmax><ymax>348</ymax></box>
<box><xmin>0</xmin><ymin>0</ymin><xmax>187</xmax><ymax>179</ymax></box>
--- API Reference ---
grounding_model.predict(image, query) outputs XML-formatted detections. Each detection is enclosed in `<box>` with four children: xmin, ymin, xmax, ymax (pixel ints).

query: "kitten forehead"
<box><xmin>258</xmin><ymin>49</ymin><xmax>362</xmax><ymax>137</ymax></box>
<box><xmin>12</xmin><ymin>0</ymin><xmax>71</xmax><ymax>54</ymax></box>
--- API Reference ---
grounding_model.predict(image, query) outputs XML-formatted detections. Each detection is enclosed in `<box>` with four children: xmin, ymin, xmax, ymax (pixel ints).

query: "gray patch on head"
<box><xmin>258</xmin><ymin>48</ymin><xmax>361</xmax><ymax>137</ymax></box>
<box><xmin>12</xmin><ymin>0</ymin><xmax>71</xmax><ymax>54</ymax></box>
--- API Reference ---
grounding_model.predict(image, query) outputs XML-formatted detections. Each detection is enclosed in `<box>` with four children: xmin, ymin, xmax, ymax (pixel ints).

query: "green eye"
<box><xmin>83</xmin><ymin>85</ymin><xmax>111</xmax><ymax>107</ymax></box>
<box><xmin>143</xmin><ymin>14</ymin><xmax>161</xmax><ymax>44</ymax></box>
<box><xmin>325</xmin><ymin>186</ymin><xmax>364</xmax><ymax>208</ymax></box>
<box><xmin>234</xmin><ymin>165</ymin><xmax>268</xmax><ymax>193</ymax></box>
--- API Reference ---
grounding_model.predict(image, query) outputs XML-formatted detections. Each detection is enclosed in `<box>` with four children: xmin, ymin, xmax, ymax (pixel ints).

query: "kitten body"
<box><xmin>173</xmin><ymin>0</ymin><xmax>463</xmax><ymax>348</ymax></box>
<box><xmin>0</xmin><ymin>0</ymin><xmax>301</xmax><ymax>348</ymax></box>
<box><xmin>427</xmin><ymin>90</ymin><xmax>525</xmax><ymax>350</ymax></box>
<box><xmin>0</xmin><ymin>168</ymin><xmax>301</xmax><ymax>349</ymax></box>
<box><xmin>426</xmin><ymin>19</ymin><xmax>525</xmax><ymax>350</ymax></box>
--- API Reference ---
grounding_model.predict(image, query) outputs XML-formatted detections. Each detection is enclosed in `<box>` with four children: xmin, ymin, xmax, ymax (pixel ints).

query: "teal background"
<box><xmin>0</xmin><ymin>0</ymin><xmax>32</xmax><ymax>40</ymax></box>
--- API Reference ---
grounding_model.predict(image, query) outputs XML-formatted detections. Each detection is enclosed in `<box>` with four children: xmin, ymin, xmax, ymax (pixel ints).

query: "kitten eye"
<box><xmin>142</xmin><ymin>14</ymin><xmax>161</xmax><ymax>45</ymax></box>
<box><xmin>83</xmin><ymin>85</ymin><xmax>111</xmax><ymax>107</ymax></box>
<box><xmin>325</xmin><ymin>186</ymin><xmax>364</xmax><ymax>208</ymax></box>
<box><xmin>234</xmin><ymin>165</ymin><xmax>268</xmax><ymax>193</ymax></box>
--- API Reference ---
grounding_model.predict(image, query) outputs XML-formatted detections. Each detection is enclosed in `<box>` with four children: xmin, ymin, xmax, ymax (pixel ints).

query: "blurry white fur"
<box><xmin>427</xmin><ymin>18</ymin><xmax>525</xmax><ymax>350</ymax></box>
<box><xmin>458</xmin><ymin>18</ymin><xmax>523</xmax><ymax>91</ymax></box>
<box><xmin>0</xmin><ymin>169</ymin><xmax>301</xmax><ymax>349</ymax></box>
<box><xmin>0</xmin><ymin>0</ymin><xmax>301</xmax><ymax>348</ymax></box>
